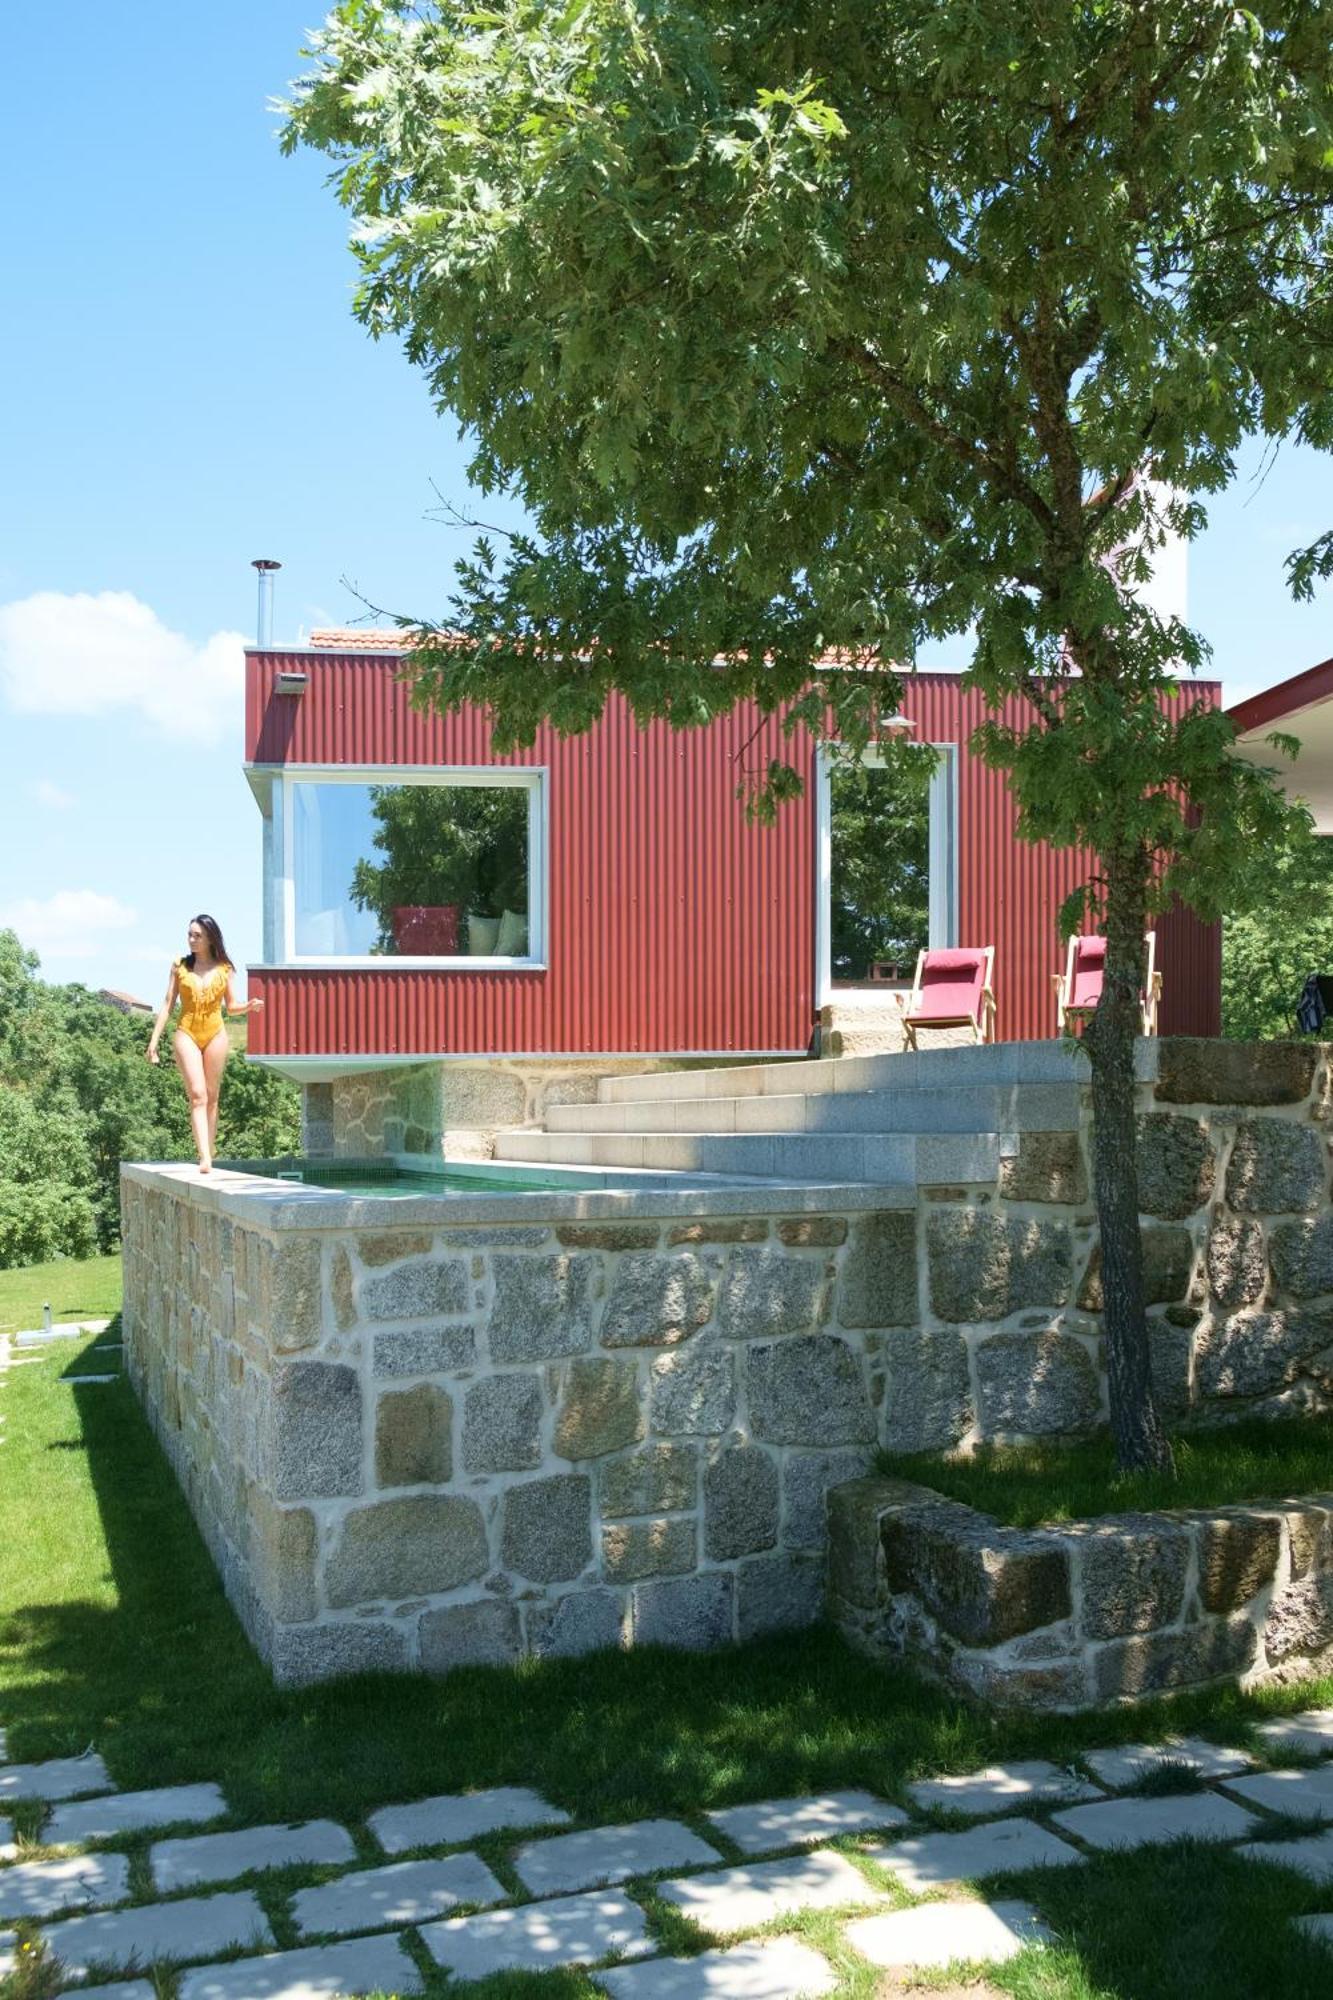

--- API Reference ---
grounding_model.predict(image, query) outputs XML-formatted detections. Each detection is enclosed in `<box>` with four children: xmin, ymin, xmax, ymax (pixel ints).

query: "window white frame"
<box><xmin>814</xmin><ymin>742</ymin><xmax>958</xmax><ymax>1005</ymax></box>
<box><xmin>274</xmin><ymin>764</ymin><xmax>548</xmax><ymax>970</ymax></box>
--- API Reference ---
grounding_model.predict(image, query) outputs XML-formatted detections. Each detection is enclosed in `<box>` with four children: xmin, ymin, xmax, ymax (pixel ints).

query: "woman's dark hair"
<box><xmin>182</xmin><ymin>914</ymin><xmax>233</xmax><ymax>970</ymax></box>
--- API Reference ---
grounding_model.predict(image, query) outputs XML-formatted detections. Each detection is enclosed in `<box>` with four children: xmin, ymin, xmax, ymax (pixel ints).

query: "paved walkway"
<box><xmin>1</xmin><ymin>1713</ymin><xmax>1331</xmax><ymax>1996</ymax></box>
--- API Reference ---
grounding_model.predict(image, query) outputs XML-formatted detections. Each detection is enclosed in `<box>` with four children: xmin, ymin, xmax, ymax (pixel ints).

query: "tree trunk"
<box><xmin>1083</xmin><ymin>848</ymin><xmax>1176</xmax><ymax>1475</ymax></box>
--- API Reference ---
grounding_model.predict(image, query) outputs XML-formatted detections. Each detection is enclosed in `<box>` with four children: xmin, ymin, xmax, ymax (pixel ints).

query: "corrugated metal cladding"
<box><xmin>245</xmin><ymin>650</ymin><xmax>1221</xmax><ymax>1060</ymax></box>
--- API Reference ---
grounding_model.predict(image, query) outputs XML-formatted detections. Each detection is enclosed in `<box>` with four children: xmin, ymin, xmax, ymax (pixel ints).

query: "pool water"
<box><xmin>227</xmin><ymin>1158</ymin><xmax>595</xmax><ymax>1197</ymax></box>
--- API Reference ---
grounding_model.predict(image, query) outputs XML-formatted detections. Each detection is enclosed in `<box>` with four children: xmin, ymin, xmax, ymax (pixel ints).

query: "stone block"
<box><xmin>1082</xmin><ymin>1739</ymin><xmax>1254</xmax><ymax>1788</ymax></box>
<box><xmin>600</xmin><ymin>1442</ymin><xmax>698</xmax><ymax>1518</ymax></box>
<box><xmin>1263</xmin><ymin>1571</ymin><xmax>1333</xmax><ymax>1664</ymax></box>
<box><xmin>657</xmin><ymin>1849</ymin><xmax>885</xmax><ymax>1930</ymax></box>
<box><xmin>1000</xmin><ymin>1131</ymin><xmax>1088</xmax><ymax>1205</ymax></box>
<box><xmin>557</xmin><ymin>1222</ymin><xmax>660</xmax><ymax>1250</ymax></box>
<box><xmin>0</xmin><ymin>1853</ymin><xmax>131</xmax><ymax>1922</ymax></box>
<box><xmin>1051</xmin><ymin>1791</ymin><xmax>1258</xmax><ymax>1850</ymax></box>
<box><xmin>369</xmin><ymin>1788</ymin><xmax>570</xmax><ymax>1854</ymax></box>
<box><xmin>419</xmin><ymin>1598</ymin><xmax>523</xmax><ymax>1672</ymax></box>
<box><xmin>717</xmin><ymin>1247</ymin><xmax>827</xmax><ymax>1340</ymax></box>
<box><xmin>650</xmin><ymin>1344</ymin><xmax>736</xmax><ymax>1435</ymax></box>
<box><xmin>705</xmin><ymin>1792</ymin><xmax>905</xmax><ymax>1855</ymax></box>
<box><xmin>704</xmin><ymin>1441</ymin><xmax>779</xmax><ymax>1559</ymax></box>
<box><xmin>906</xmin><ymin>1762</ymin><xmax>1100</xmax><ymax>1815</ymax></box>
<box><xmin>489</xmin><ymin>1254</ymin><xmax>598</xmax><ymax>1362</ymax></box>
<box><xmin>1136</xmin><ymin>1114</ymin><xmax>1216</xmax><ymax>1220</ymax></box>
<box><xmin>867</xmin><ymin>1817</ymin><xmax>1080</xmax><ymax>1891</ymax></box>
<box><xmin>1223</xmin><ymin>1765</ymin><xmax>1333</xmax><ymax>1820</ymax></box>
<box><xmin>330</xmin><ymin>1245</ymin><xmax>356</xmax><ymax>1332</ymax></box>
<box><xmin>525</xmin><ymin>1589</ymin><xmax>626</xmax><ymax>1659</ymax></box>
<box><xmin>271</xmin><ymin>1362</ymin><xmax>362</xmax><ymax>1500</ymax></box>
<box><xmin>846</xmin><ymin>1901</ymin><xmax>1051</xmax><ymax>1974</ymax></box>
<box><xmin>1204</xmin><ymin>1215</ymin><xmax>1268</xmax><ymax>1309</ymax></box>
<box><xmin>975</xmin><ymin>1331</ymin><xmax>1102</xmax><ymax>1437</ymax></box>
<box><xmin>777</xmin><ymin>1216</ymin><xmax>848</xmax><ymax>1246</ymax></box>
<box><xmin>0</xmin><ymin>1751</ymin><xmax>112</xmax><ymax>1804</ymax></box>
<box><xmin>357</xmin><ymin>1230</ymin><xmax>434</xmax><ymax>1268</ymax></box>
<box><xmin>373</xmin><ymin>1324</ymin><xmax>478</xmax><ymax>1377</ymax></box>
<box><xmin>375</xmin><ymin>1384</ymin><xmax>453</xmax><ymax>1487</ymax></box>
<box><xmin>880</xmin><ymin>1504</ymin><xmax>1072</xmax><ymax>1646</ymax></box>
<box><xmin>1227</xmin><ymin>1118</ymin><xmax>1325</xmax><ymax>1214</ymax></box>
<box><xmin>667</xmin><ymin>1218</ymin><xmax>769</xmax><ymax>1244</ymax></box>
<box><xmin>150</xmin><ymin>1821</ymin><xmax>355</xmax><ymax>1894</ymax></box>
<box><xmin>599</xmin><ymin>1940</ymin><xmax>836</xmax><ymax>1998</ymax></box>
<box><xmin>268</xmin><ymin>1621</ymin><xmax>411</xmax><ymax>1686</ymax></box>
<box><xmin>1195</xmin><ymin>1509</ymin><xmax>1282</xmax><ymax>1612</ymax></box>
<box><xmin>555</xmin><ymin>1355</ymin><xmax>645</xmax><ymax>1460</ymax></box>
<box><xmin>747</xmin><ymin>1334</ymin><xmax>876</xmax><ymax>1445</ymax></box>
<box><xmin>361</xmin><ymin>1256</ymin><xmax>469</xmax><ymax>1321</ymax></box>
<box><xmin>1079</xmin><ymin>1227</ymin><xmax>1196</xmax><ymax>1310</ymax></box>
<box><xmin>736</xmin><ymin>1553</ymin><xmax>825</xmax><ymax>1640</ymax></box>
<box><xmin>1271</xmin><ymin>1214</ymin><xmax>1333</xmax><ymax>1297</ymax></box>
<box><xmin>1288</xmin><ymin>1502</ymin><xmax>1333</xmax><ymax>1577</ymax></box>
<box><xmin>178</xmin><ymin>1936</ymin><xmax>422</xmax><ymax>2000</ymax></box>
<box><xmin>439</xmin><ymin>1066</ymin><xmax>526</xmax><ymax>1128</ymax></box>
<box><xmin>1092</xmin><ymin>1615</ymin><xmax>1256</xmax><ymax>1699</ymax></box>
<box><xmin>600</xmin><ymin>1252</ymin><xmax>715</xmax><ymax>1348</ymax></box>
<box><xmin>36</xmin><ymin>1890</ymin><xmax>272</xmax><ymax>1983</ymax></box>
<box><xmin>927</xmin><ymin>1210</ymin><xmax>1072</xmax><ymax>1321</ymax></box>
<box><xmin>632</xmin><ymin>1572</ymin><xmax>734</xmax><ymax>1650</ymax></box>
<box><xmin>1156</xmin><ymin>1038</ymin><xmax>1317</xmax><ymax>1106</ymax></box>
<box><xmin>1196</xmin><ymin>1306</ymin><xmax>1333</xmax><ymax>1398</ymax></box>
<box><xmin>1251</xmin><ymin>1706</ymin><xmax>1333</xmax><ymax>1756</ymax></box>
<box><xmin>827</xmin><ymin>1477</ymin><xmax>930</xmax><ymax>1609</ymax></box>
<box><xmin>421</xmin><ymin>1888</ymin><xmax>651</xmax><ymax>1980</ymax></box>
<box><xmin>501</xmin><ymin>1473</ymin><xmax>592</xmax><ymax>1582</ymax></box>
<box><xmin>782</xmin><ymin>1449</ymin><xmax>875</xmax><ymax>1550</ymax></box>
<box><xmin>836</xmin><ymin>1211</ymin><xmax>918</xmax><ymax>1328</ymax></box>
<box><xmin>247</xmin><ymin>1490</ymin><xmax>318</xmax><ymax>1624</ymax></box>
<box><xmin>462</xmin><ymin>1372</ymin><xmax>544</xmax><ymax>1473</ymax></box>
<box><xmin>1077</xmin><ymin>1514</ymin><xmax>1190</xmax><ymax>1639</ymax></box>
<box><xmin>1237</xmin><ymin>1831</ymin><xmax>1333</xmax><ymax>1884</ymax></box>
<box><xmin>326</xmin><ymin>1495</ymin><xmax>488</xmax><ymax>1606</ymax></box>
<box><xmin>602</xmin><ymin>1518</ymin><xmax>696</xmax><ymax>1582</ymax></box>
<box><xmin>262</xmin><ymin>1237</ymin><xmax>323</xmax><ymax>1353</ymax></box>
<box><xmin>291</xmin><ymin>1854</ymin><xmax>506</xmax><ymax>1938</ymax></box>
<box><xmin>512</xmin><ymin>1819</ymin><xmax>720</xmax><ymax>1897</ymax></box>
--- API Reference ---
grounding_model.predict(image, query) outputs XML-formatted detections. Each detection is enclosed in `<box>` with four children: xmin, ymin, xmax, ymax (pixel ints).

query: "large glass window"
<box><xmin>828</xmin><ymin>746</ymin><xmax>939</xmax><ymax>984</ymax></box>
<box><xmin>288</xmin><ymin>776</ymin><xmax>537</xmax><ymax>961</ymax></box>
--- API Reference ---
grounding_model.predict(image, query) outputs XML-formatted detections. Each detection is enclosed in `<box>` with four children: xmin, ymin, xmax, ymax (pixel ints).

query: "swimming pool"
<box><xmin>218</xmin><ymin>1156</ymin><xmax>686</xmax><ymax>1197</ymax></box>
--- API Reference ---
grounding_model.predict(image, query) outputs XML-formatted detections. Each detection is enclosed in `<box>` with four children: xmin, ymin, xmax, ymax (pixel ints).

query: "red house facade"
<box><xmin>243</xmin><ymin>635</ymin><xmax>1221</xmax><ymax>1085</ymax></box>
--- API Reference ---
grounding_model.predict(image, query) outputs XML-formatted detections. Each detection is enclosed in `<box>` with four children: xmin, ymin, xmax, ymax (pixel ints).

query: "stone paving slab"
<box><xmin>704</xmin><ymin>1792</ymin><xmax>906</xmax><ymax>1856</ymax></box>
<box><xmin>906</xmin><ymin>1761</ymin><xmax>1101</xmax><ymax>1816</ymax></box>
<box><xmin>37</xmin><ymin>1888</ymin><xmax>272</xmax><ymax>1980</ymax></box>
<box><xmin>0</xmin><ymin>1931</ymin><xmax>16</xmax><ymax>1978</ymax></box>
<box><xmin>1239</xmin><ymin>1830</ymin><xmax>1333</xmax><ymax>1884</ymax></box>
<box><xmin>292</xmin><ymin>1852</ymin><xmax>506</xmax><ymax>1937</ymax></box>
<box><xmin>1295</xmin><ymin>1913</ymin><xmax>1333</xmax><ymax>1948</ymax></box>
<box><xmin>868</xmin><ymin>1818</ymin><xmax>1082</xmax><ymax>1891</ymax></box>
<box><xmin>844</xmin><ymin>1898</ymin><xmax>1053</xmax><ymax>1969</ymax></box>
<box><xmin>150</xmin><ymin>1819</ymin><xmax>357</xmax><ymax>1891</ymax></box>
<box><xmin>514</xmin><ymin>1819</ymin><xmax>721</xmax><ymax>1896</ymax></box>
<box><xmin>1051</xmin><ymin>1792</ymin><xmax>1259</xmax><ymax>1851</ymax></box>
<box><xmin>369</xmin><ymin>1785</ymin><xmax>570</xmax><ymax>1854</ymax></box>
<box><xmin>0</xmin><ymin>1850</ymin><xmax>131</xmax><ymax>1921</ymax></box>
<box><xmin>0</xmin><ymin>1813</ymin><xmax>14</xmax><ymax>1861</ymax></box>
<box><xmin>47</xmin><ymin>1782</ymin><xmax>229</xmax><ymax>1846</ymax></box>
<box><xmin>77</xmin><ymin>1984</ymin><xmax>157</xmax><ymax>2000</ymax></box>
<box><xmin>421</xmin><ymin>1887</ymin><xmax>653</xmax><ymax>1979</ymax></box>
<box><xmin>1082</xmin><ymin>1740</ymin><xmax>1255</xmax><ymax>1789</ymax></box>
<box><xmin>65</xmin><ymin>1373</ymin><xmax>121</xmax><ymax>1384</ymax></box>
<box><xmin>178</xmin><ymin>1933</ymin><xmax>424</xmax><ymax>1999</ymax></box>
<box><xmin>657</xmin><ymin>1849</ymin><xmax>884</xmax><ymax>1933</ymax></box>
<box><xmin>1223</xmin><ymin>1765</ymin><xmax>1333</xmax><ymax>1821</ymax></box>
<box><xmin>596</xmin><ymin>1936</ymin><xmax>837</xmax><ymax>1996</ymax></box>
<box><xmin>0</xmin><ymin>1750</ymin><xmax>113</xmax><ymax>1802</ymax></box>
<box><xmin>1253</xmin><ymin>1709</ymin><xmax>1333</xmax><ymax>1758</ymax></box>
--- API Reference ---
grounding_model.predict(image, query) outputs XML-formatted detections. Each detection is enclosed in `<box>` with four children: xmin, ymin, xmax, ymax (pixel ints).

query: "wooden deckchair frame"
<box><xmin>1053</xmin><ymin>931</ymin><xmax>1162</xmax><ymax>1036</ymax></box>
<box><xmin>901</xmin><ymin>946</ymin><xmax>997</xmax><ymax>1050</ymax></box>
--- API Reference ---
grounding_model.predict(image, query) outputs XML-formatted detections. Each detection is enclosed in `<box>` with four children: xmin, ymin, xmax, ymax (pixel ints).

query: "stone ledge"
<box><xmin>828</xmin><ymin>1474</ymin><xmax>1333</xmax><ymax>1712</ymax></box>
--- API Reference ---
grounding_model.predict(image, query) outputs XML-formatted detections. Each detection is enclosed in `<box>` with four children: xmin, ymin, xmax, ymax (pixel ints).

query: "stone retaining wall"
<box><xmin>828</xmin><ymin>1474</ymin><xmax>1333</xmax><ymax>1710</ymax></box>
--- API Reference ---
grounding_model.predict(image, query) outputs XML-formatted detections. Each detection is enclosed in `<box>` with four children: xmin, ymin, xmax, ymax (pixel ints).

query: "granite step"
<box><xmin>494</xmin><ymin>1127</ymin><xmax>1001</xmax><ymax>1186</ymax></box>
<box><xmin>596</xmin><ymin>1037</ymin><xmax>1134</xmax><ymax>1105</ymax></box>
<box><xmin>547</xmin><ymin>1080</ymin><xmax>1081</xmax><ymax>1137</ymax></box>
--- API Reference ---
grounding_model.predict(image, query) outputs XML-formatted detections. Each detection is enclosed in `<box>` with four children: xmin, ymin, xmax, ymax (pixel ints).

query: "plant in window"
<box><xmin>349</xmin><ymin>785</ymin><xmax>529</xmax><ymax>955</ymax></box>
<box><xmin>830</xmin><ymin>744</ymin><xmax>934</xmax><ymax>981</ymax></box>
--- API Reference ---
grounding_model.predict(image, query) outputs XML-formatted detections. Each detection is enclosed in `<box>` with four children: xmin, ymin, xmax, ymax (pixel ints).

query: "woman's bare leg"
<box><xmin>202</xmin><ymin>1029</ymin><xmax>229</xmax><ymax>1160</ymax></box>
<box><xmin>173</xmin><ymin>1032</ymin><xmax>212</xmax><ymax>1169</ymax></box>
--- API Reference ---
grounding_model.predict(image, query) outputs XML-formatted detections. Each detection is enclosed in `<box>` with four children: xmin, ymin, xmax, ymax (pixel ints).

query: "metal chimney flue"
<box><xmin>251</xmin><ymin>559</ymin><xmax>282</xmax><ymax>649</ymax></box>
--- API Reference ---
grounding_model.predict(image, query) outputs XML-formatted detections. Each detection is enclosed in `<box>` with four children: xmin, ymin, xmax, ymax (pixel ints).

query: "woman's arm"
<box><xmin>146</xmin><ymin>965</ymin><xmax>180</xmax><ymax>1064</ymax></box>
<box><xmin>224</xmin><ymin>971</ymin><xmax>264</xmax><ymax>1017</ymax></box>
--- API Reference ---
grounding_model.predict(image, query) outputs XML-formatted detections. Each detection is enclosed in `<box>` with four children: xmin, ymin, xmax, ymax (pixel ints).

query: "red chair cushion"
<box><xmin>910</xmin><ymin>949</ymin><xmax>987</xmax><ymax>1022</ymax></box>
<box><xmin>1068</xmin><ymin>936</ymin><xmax>1106</xmax><ymax>1012</ymax></box>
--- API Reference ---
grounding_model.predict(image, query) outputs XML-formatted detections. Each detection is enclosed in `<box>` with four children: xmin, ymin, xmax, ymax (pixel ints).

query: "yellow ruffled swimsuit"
<box><xmin>176</xmin><ymin>962</ymin><xmax>228</xmax><ymax>1050</ymax></box>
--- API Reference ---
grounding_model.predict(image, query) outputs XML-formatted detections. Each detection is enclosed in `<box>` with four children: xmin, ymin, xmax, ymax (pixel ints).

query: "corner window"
<box><xmin>284</xmin><ymin>772</ymin><xmax>543</xmax><ymax>964</ymax></box>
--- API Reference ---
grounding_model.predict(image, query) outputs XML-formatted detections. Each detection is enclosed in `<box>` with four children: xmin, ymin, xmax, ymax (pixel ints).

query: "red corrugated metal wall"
<box><xmin>245</xmin><ymin>651</ymin><xmax>1220</xmax><ymax>1059</ymax></box>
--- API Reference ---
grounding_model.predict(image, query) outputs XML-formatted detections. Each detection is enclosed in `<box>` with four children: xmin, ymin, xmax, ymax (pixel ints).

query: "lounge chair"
<box><xmin>1054</xmin><ymin>931</ymin><xmax>1162</xmax><ymax>1036</ymax></box>
<box><xmin>900</xmin><ymin>946</ymin><xmax>996</xmax><ymax>1049</ymax></box>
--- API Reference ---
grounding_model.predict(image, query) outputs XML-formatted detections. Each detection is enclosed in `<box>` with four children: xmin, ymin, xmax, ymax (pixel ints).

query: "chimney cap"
<box><xmin>251</xmin><ymin>558</ymin><xmax>282</xmax><ymax>572</ymax></box>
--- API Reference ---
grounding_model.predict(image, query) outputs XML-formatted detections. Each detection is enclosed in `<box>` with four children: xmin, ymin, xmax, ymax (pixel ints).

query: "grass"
<box><xmin>2</xmin><ymin>1258</ymin><xmax>1333</xmax><ymax>1997</ymax></box>
<box><xmin>0</xmin><ymin>1256</ymin><xmax>122</xmax><ymax>1337</ymax></box>
<box><xmin>879</xmin><ymin>1416</ymin><xmax>1333</xmax><ymax>1528</ymax></box>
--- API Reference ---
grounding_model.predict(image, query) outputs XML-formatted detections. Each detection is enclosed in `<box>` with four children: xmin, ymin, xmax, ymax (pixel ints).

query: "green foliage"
<box><xmin>0</xmin><ymin>932</ymin><xmax>300</xmax><ymax>1266</ymax></box>
<box><xmin>1223</xmin><ymin>834</ymin><xmax>1333</xmax><ymax>1040</ymax></box>
<box><xmin>348</xmin><ymin>783</ymin><xmax>529</xmax><ymax>951</ymax></box>
<box><xmin>829</xmin><ymin>746</ymin><xmax>933</xmax><ymax>979</ymax></box>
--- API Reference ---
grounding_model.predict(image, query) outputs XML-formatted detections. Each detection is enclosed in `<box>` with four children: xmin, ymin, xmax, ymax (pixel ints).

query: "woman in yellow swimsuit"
<box><xmin>146</xmin><ymin>915</ymin><xmax>264</xmax><ymax>1173</ymax></box>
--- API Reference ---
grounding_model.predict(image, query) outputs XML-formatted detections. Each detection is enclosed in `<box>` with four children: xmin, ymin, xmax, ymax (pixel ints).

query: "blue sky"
<box><xmin>1</xmin><ymin>3</ymin><xmax>1330</xmax><ymax>999</ymax></box>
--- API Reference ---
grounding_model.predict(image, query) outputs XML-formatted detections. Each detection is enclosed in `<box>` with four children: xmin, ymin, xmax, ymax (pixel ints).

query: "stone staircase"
<box><xmin>493</xmin><ymin>1040</ymin><xmax>1091</xmax><ymax>1188</ymax></box>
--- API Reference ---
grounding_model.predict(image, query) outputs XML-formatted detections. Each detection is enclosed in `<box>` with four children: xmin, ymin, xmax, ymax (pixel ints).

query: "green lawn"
<box><xmin>0</xmin><ymin>1255</ymin><xmax>122</xmax><ymax>1337</ymax></box>
<box><xmin>2</xmin><ymin>1262</ymin><xmax>1332</xmax><ymax>1998</ymax></box>
<box><xmin>880</xmin><ymin>1418</ymin><xmax>1333</xmax><ymax>1528</ymax></box>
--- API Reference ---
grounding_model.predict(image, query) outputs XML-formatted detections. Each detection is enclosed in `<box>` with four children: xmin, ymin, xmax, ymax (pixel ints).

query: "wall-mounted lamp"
<box><xmin>274</xmin><ymin>670</ymin><xmax>308</xmax><ymax>695</ymax></box>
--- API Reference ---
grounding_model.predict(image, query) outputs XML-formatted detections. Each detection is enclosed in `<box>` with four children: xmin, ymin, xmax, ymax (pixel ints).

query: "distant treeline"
<box><xmin>0</xmin><ymin>930</ymin><xmax>299</xmax><ymax>1268</ymax></box>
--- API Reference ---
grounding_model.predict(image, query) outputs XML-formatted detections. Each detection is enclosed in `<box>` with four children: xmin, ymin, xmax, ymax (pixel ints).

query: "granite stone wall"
<box><xmin>828</xmin><ymin>1474</ymin><xmax>1333</xmax><ymax>1710</ymax></box>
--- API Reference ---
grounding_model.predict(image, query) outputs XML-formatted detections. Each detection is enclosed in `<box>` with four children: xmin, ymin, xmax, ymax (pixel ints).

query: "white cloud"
<box><xmin>0</xmin><ymin>888</ymin><xmax>138</xmax><ymax>960</ymax></box>
<box><xmin>32</xmin><ymin>779</ymin><xmax>75</xmax><ymax>809</ymax></box>
<box><xmin>0</xmin><ymin>590</ymin><xmax>246</xmax><ymax>742</ymax></box>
